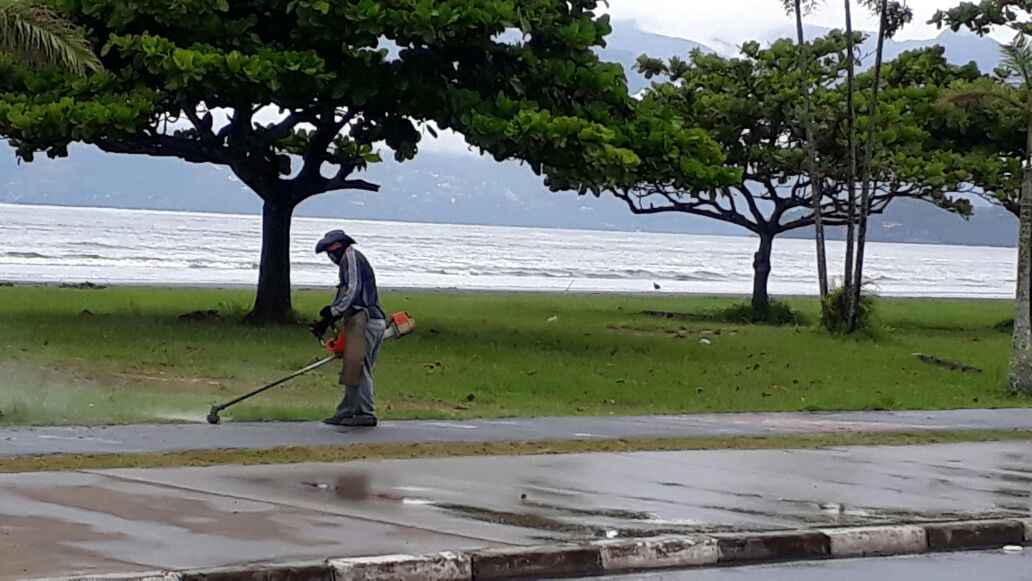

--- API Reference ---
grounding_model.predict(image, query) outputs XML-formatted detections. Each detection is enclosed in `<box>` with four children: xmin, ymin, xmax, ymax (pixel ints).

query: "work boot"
<box><xmin>323</xmin><ymin>393</ymin><xmax>356</xmax><ymax>426</ymax></box>
<box><xmin>339</xmin><ymin>414</ymin><xmax>377</xmax><ymax>428</ymax></box>
<box><xmin>322</xmin><ymin>412</ymin><xmax>354</xmax><ymax>426</ymax></box>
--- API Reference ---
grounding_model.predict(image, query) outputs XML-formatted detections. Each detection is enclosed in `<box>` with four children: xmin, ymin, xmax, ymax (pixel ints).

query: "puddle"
<box><xmin>298</xmin><ymin>475</ymin><xmax>432</xmax><ymax>506</ymax></box>
<box><xmin>437</xmin><ymin>503</ymin><xmax>605</xmax><ymax>537</ymax></box>
<box><xmin>521</xmin><ymin>498</ymin><xmax>654</xmax><ymax>521</ymax></box>
<box><xmin>436</xmin><ymin>501</ymin><xmax>766</xmax><ymax>540</ymax></box>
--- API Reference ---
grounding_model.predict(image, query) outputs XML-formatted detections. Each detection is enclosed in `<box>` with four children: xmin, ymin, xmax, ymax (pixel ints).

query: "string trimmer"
<box><xmin>205</xmin><ymin>312</ymin><xmax>415</xmax><ymax>425</ymax></box>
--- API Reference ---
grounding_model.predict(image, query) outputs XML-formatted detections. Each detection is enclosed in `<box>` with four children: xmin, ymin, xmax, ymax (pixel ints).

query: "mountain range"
<box><xmin>0</xmin><ymin>20</ymin><xmax>1019</xmax><ymax>248</ymax></box>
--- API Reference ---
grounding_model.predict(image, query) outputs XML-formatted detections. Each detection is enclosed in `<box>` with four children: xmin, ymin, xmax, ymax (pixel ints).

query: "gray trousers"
<box><xmin>337</xmin><ymin>313</ymin><xmax>386</xmax><ymax>416</ymax></box>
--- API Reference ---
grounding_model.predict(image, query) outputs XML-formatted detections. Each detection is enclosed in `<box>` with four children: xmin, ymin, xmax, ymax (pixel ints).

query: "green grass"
<box><xmin>3</xmin><ymin>430</ymin><xmax>1029</xmax><ymax>473</ymax></box>
<box><xmin>0</xmin><ymin>286</ymin><xmax>1027</xmax><ymax>425</ymax></box>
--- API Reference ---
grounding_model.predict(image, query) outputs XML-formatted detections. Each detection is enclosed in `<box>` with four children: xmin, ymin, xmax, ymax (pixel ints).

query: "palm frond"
<box><xmin>1001</xmin><ymin>33</ymin><xmax>1032</xmax><ymax>88</ymax></box>
<box><xmin>779</xmin><ymin>0</ymin><xmax>823</xmax><ymax>17</ymax></box>
<box><xmin>0</xmin><ymin>0</ymin><xmax>101</xmax><ymax>74</ymax></box>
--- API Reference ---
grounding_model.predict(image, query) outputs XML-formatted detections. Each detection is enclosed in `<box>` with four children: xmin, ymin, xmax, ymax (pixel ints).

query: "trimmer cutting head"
<box><xmin>206</xmin><ymin>406</ymin><xmax>222</xmax><ymax>425</ymax></box>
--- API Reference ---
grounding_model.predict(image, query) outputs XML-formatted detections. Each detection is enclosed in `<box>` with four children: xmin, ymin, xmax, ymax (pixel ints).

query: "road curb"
<box><xmin>594</xmin><ymin>535</ymin><xmax>719</xmax><ymax>572</ymax></box>
<box><xmin>34</xmin><ymin>520</ymin><xmax>1032</xmax><ymax>581</ymax></box>
<box><xmin>924</xmin><ymin>519</ymin><xmax>1026</xmax><ymax>551</ymax></box>
<box><xmin>714</xmin><ymin>530</ymin><xmax>830</xmax><ymax>563</ymax></box>
<box><xmin>821</xmin><ymin>525</ymin><xmax>927</xmax><ymax>557</ymax></box>
<box><xmin>470</xmin><ymin>544</ymin><xmax>603</xmax><ymax>579</ymax></box>
<box><xmin>33</xmin><ymin>575</ymin><xmax>183</xmax><ymax>581</ymax></box>
<box><xmin>178</xmin><ymin>561</ymin><xmax>333</xmax><ymax>581</ymax></box>
<box><xmin>1019</xmin><ymin>518</ymin><xmax>1032</xmax><ymax>543</ymax></box>
<box><xmin>329</xmin><ymin>552</ymin><xmax>470</xmax><ymax>581</ymax></box>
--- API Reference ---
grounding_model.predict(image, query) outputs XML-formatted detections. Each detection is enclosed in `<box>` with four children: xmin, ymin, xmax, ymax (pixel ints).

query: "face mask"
<box><xmin>329</xmin><ymin>249</ymin><xmax>345</xmax><ymax>265</ymax></box>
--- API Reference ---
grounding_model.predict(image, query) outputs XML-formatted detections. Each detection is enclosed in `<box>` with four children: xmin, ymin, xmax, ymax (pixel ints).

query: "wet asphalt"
<box><xmin>3</xmin><ymin>440</ymin><xmax>1031</xmax><ymax>579</ymax></box>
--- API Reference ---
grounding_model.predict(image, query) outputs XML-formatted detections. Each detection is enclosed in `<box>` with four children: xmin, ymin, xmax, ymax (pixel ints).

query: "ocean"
<box><xmin>0</xmin><ymin>203</ymin><xmax>1017</xmax><ymax>298</ymax></box>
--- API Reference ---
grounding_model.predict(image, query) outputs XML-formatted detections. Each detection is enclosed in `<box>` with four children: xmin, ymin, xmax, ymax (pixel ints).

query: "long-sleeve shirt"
<box><xmin>330</xmin><ymin>246</ymin><xmax>385</xmax><ymax>320</ymax></box>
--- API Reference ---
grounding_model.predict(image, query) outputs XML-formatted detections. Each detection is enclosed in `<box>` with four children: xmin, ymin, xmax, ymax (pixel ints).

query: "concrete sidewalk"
<box><xmin>2</xmin><ymin>408</ymin><xmax>1031</xmax><ymax>457</ymax></box>
<box><xmin>3</xmin><ymin>441</ymin><xmax>1031</xmax><ymax>579</ymax></box>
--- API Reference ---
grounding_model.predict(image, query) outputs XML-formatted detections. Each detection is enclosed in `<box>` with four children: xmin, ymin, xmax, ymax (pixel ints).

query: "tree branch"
<box><xmin>614</xmin><ymin>188</ymin><xmax>759</xmax><ymax>230</ymax></box>
<box><xmin>258</xmin><ymin>109</ymin><xmax>316</xmax><ymax>146</ymax></box>
<box><xmin>297</xmin><ymin>109</ymin><xmax>358</xmax><ymax>183</ymax></box>
<box><xmin>96</xmin><ymin>134</ymin><xmax>225</xmax><ymax>164</ymax></box>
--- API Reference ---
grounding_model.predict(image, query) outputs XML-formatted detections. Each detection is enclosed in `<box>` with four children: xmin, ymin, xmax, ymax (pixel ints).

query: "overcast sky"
<box><xmin>606</xmin><ymin>0</ymin><xmax>1011</xmax><ymax>51</ymax></box>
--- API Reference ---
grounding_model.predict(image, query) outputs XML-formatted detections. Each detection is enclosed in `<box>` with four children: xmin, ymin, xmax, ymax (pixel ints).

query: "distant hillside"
<box><xmin>767</xmin><ymin>25</ymin><xmax>1003</xmax><ymax>72</ymax></box>
<box><xmin>601</xmin><ymin>20</ymin><xmax>714</xmax><ymax>92</ymax></box>
<box><xmin>786</xmin><ymin>198</ymin><xmax>1017</xmax><ymax>248</ymax></box>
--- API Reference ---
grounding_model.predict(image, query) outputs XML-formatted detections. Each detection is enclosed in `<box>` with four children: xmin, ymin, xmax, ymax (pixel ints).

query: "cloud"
<box><xmin>605</xmin><ymin>0</ymin><xmax>1010</xmax><ymax>50</ymax></box>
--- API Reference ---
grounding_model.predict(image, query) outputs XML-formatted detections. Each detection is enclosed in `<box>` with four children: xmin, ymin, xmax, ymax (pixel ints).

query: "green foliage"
<box><xmin>932</xmin><ymin>0</ymin><xmax>1032</xmax><ymax>37</ymax></box>
<box><xmin>930</xmin><ymin>2</ymin><xmax>1032</xmax><ymax>218</ymax></box>
<box><xmin>0</xmin><ymin>0</ymin><xmax>100</xmax><ymax>73</ymax></box>
<box><xmin>821</xmin><ymin>285</ymin><xmax>877</xmax><ymax>335</ymax></box>
<box><xmin>553</xmin><ymin>35</ymin><xmax>982</xmax><ymax>233</ymax></box>
<box><xmin>0</xmin><ymin>0</ymin><xmax>734</xmax><ymax>206</ymax></box>
<box><xmin>0</xmin><ymin>0</ymin><xmax>655</xmax><ymax>184</ymax></box>
<box><xmin>778</xmin><ymin>0</ymin><xmax>823</xmax><ymax>17</ymax></box>
<box><xmin>718</xmin><ymin>301</ymin><xmax>808</xmax><ymax>326</ymax></box>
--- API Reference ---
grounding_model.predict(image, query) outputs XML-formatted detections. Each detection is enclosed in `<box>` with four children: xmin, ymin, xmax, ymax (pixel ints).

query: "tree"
<box><xmin>849</xmin><ymin>0</ymin><xmax>914</xmax><ymax>332</ymax></box>
<box><xmin>0</xmin><ymin>0</ymin><xmax>716</xmax><ymax>322</ymax></box>
<box><xmin>781</xmin><ymin>0</ymin><xmax>830</xmax><ymax>299</ymax></box>
<box><xmin>0</xmin><ymin>0</ymin><xmax>99</xmax><ymax>73</ymax></box>
<box><xmin>547</xmin><ymin>37</ymin><xmax>975</xmax><ymax>315</ymax></box>
<box><xmin>934</xmin><ymin>0</ymin><xmax>1032</xmax><ymax>392</ymax></box>
<box><xmin>843</xmin><ymin>0</ymin><xmax>860</xmax><ymax>294</ymax></box>
<box><xmin>937</xmin><ymin>76</ymin><xmax>1025</xmax><ymax>218</ymax></box>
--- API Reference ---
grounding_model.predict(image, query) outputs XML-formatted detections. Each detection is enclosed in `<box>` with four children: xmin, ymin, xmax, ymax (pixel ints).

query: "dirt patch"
<box><xmin>384</xmin><ymin>394</ymin><xmax>475</xmax><ymax>415</ymax></box>
<box><xmin>58</xmin><ymin>282</ymin><xmax>107</xmax><ymax>290</ymax></box>
<box><xmin>641</xmin><ymin>310</ymin><xmax>711</xmax><ymax>322</ymax></box>
<box><xmin>112</xmin><ymin>372</ymin><xmax>223</xmax><ymax>387</ymax></box>
<box><xmin>607</xmin><ymin>324</ymin><xmax>736</xmax><ymax>340</ymax></box>
<box><xmin>178</xmin><ymin>310</ymin><xmax>223</xmax><ymax>323</ymax></box>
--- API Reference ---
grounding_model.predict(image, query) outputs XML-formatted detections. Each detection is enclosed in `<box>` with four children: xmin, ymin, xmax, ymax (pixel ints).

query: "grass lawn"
<box><xmin>0</xmin><ymin>285</ymin><xmax>1027</xmax><ymax>425</ymax></box>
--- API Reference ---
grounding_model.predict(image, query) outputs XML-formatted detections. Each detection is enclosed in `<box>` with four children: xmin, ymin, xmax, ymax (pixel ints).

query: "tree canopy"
<box><xmin>0</xmin><ymin>0</ymin><xmax>733</xmax><ymax>321</ymax></box>
<box><xmin>546</xmin><ymin>35</ymin><xmax>981</xmax><ymax>312</ymax></box>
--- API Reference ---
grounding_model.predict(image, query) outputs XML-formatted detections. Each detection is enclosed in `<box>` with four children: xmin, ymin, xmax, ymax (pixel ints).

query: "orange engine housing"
<box><xmin>325</xmin><ymin>311</ymin><xmax>413</xmax><ymax>355</ymax></box>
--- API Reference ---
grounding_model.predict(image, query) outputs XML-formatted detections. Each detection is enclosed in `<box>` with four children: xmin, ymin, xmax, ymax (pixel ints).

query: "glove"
<box><xmin>310</xmin><ymin>316</ymin><xmax>333</xmax><ymax>340</ymax></box>
<box><xmin>319</xmin><ymin>305</ymin><xmax>334</xmax><ymax>320</ymax></box>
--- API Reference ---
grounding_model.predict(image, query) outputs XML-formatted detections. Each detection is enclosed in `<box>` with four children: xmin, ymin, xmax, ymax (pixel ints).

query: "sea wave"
<box><xmin>0</xmin><ymin>202</ymin><xmax>1018</xmax><ymax>298</ymax></box>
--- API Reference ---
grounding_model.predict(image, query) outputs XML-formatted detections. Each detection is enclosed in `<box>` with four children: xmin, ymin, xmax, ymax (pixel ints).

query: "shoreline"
<box><xmin>0</xmin><ymin>280</ymin><xmax>1013</xmax><ymax>302</ymax></box>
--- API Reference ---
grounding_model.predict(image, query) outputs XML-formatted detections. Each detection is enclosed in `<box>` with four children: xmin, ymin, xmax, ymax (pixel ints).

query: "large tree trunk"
<box><xmin>1010</xmin><ymin>136</ymin><xmax>1032</xmax><ymax>393</ymax></box>
<box><xmin>248</xmin><ymin>199</ymin><xmax>297</xmax><ymax>324</ymax></box>
<box><xmin>850</xmin><ymin>1</ymin><xmax>888</xmax><ymax>333</ymax></box>
<box><xmin>794</xmin><ymin>0</ymin><xmax>829</xmax><ymax>299</ymax></box>
<box><xmin>752</xmin><ymin>233</ymin><xmax>775</xmax><ymax>314</ymax></box>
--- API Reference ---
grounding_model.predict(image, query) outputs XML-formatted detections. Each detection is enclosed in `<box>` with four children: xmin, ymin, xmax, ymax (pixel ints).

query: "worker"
<box><xmin>311</xmin><ymin>229</ymin><xmax>386</xmax><ymax>427</ymax></box>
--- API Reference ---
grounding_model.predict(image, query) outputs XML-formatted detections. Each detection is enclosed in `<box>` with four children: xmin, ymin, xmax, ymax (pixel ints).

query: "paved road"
<box><xmin>4</xmin><ymin>441</ymin><xmax>1031</xmax><ymax>579</ymax></box>
<box><xmin>1</xmin><ymin>408</ymin><xmax>1030</xmax><ymax>457</ymax></box>
<box><xmin>564</xmin><ymin>549</ymin><xmax>1032</xmax><ymax>580</ymax></box>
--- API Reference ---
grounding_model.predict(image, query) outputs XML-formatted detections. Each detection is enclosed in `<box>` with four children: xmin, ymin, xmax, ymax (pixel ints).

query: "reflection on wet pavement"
<box><xmin>2</xmin><ymin>441</ymin><xmax>1030</xmax><ymax>579</ymax></box>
